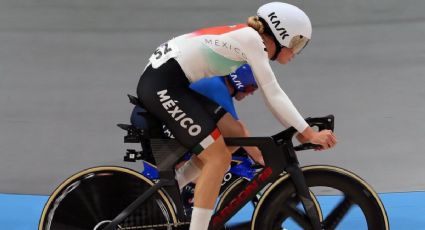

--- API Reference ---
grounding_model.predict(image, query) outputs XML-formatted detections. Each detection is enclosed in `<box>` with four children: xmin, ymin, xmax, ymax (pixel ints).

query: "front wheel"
<box><xmin>252</xmin><ymin>165</ymin><xmax>389</xmax><ymax>230</ymax></box>
<box><xmin>38</xmin><ymin>166</ymin><xmax>177</xmax><ymax>230</ymax></box>
<box><xmin>216</xmin><ymin>177</ymin><xmax>322</xmax><ymax>229</ymax></box>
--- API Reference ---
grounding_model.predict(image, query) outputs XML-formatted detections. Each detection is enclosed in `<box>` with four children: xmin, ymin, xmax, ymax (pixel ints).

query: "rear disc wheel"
<box><xmin>38</xmin><ymin>166</ymin><xmax>176</xmax><ymax>230</ymax></box>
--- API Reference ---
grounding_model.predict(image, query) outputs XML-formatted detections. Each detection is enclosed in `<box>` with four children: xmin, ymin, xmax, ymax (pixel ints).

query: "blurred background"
<box><xmin>0</xmin><ymin>0</ymin><xmax>424</xmax><ymax>227</ymax></box>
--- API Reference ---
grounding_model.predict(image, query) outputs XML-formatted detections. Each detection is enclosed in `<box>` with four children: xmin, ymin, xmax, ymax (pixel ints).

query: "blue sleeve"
<box><xmin>190</xmin><ymin>77</ymin><xmax>239</xmax><ymax>120</ymax></box>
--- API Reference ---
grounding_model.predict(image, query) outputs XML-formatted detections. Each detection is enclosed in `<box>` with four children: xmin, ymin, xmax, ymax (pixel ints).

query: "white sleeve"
<box><xmin>260</xmin><ymin>79</ymin><xmax>309</xmax><ymax>132</ymax></box>
<box><xmin>241</xmin><ymin>30</ymin><xmax>309</xmax><ymax>133</ymax></box>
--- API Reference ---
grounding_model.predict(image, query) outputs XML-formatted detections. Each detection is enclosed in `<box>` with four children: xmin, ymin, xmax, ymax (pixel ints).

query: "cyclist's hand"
<box><xmin>301</xmin><ymin>127</ymin><xmax>337</xmax><ymax>150</ymax></box>
<box><xmin>310</xmin><ymin>130</ymin><xmax>337</xmax><ymax>150</ymax></box>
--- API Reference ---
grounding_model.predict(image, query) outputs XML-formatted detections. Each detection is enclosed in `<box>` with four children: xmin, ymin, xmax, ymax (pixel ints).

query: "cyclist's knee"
<box><xmin>217</xmin><ymin>114</ymin><xmax>245</xmax><ymax>137</ymax></box>
<box><xmin>197</xmin><ymin>136</ymin><xmax>231</xmax><ymax>171</ymax></box>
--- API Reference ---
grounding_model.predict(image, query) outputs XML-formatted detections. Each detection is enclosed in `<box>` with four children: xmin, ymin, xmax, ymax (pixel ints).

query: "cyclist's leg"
<box><xmin>182</xmin><ymin>106</ymin><xmax>243</xmax><ymax>185</ymax></box>
<box><xmin>189</xmin><ymin>95</ymin><xmax>244</xmax><ymax>154</ymax></box>
<box><xmin>137</xmin><ymin>59</ymin><xmax>232</xmax><ymax>230</ymax></box>
<box><xmin>194</xmin><ymin>136</ymin><xmax>231</xmax><ymax>205</ymax></box>
<box><xmin>191</xmin><ymin>136</ymin><xmax>231</xmax><ymax>229</ymax></box>
<box><xmin>187</xmin><ymin>110</ymin><xmax>265</xmax><ymax>181</ymax></box>
<box><xmin>216</xmin><ymin>113</ymin><xmax>243</xmax><ymax>153</ymax></box>
<box><xmin>189</xmin><ymin>113</ymin><xmax>261</xmax><ymax>168</ymax></box>
<box><xmin>175</xmin><ymin>156</ymin><xmax>201</xmax><ymax>190</ymax></box>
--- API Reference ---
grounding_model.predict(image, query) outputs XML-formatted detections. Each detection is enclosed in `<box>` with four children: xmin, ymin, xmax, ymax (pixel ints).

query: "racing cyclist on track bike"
<box><xmin>173</xmin><ymin>64</ymin><xmax>265</xmax><ymax>189</ymax></box>
<box><xmin>133</xmin><ymin>63</ymin><xmax>264</xmax><ymax>185</ymax></box>
<box><xmin>136</xmin><ymin>2</ymin><xmax>337</xmax><ymax>230</ymax></box>
<box><xmin>132</xmin><ymin>64</ymin><xmax>263</xmax><ymax>215</ymax></box>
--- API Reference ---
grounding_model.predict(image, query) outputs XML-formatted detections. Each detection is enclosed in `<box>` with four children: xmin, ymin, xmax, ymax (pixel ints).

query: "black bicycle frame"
<box><xmin>105</xmin><ymin>115</ymin><xmax>334</xmax><ymax>230</ymax></box>
<box><xmin>103</xmin><ymin>138</ymin><xmax>321</xmax><ymax>230</ymax></box>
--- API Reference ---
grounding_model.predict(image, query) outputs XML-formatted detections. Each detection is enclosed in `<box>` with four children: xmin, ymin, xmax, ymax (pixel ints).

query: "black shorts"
<box><xmin>137</xmin><ymin>59</ymin><xmax>227</xmax><ymax>154</ymax></box>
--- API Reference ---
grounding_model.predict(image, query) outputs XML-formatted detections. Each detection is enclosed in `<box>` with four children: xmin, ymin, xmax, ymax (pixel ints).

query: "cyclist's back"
<box><xmin>149</xmin><ymin>23</ymin><xmax>309</xmax><ymax>133</ymax></box>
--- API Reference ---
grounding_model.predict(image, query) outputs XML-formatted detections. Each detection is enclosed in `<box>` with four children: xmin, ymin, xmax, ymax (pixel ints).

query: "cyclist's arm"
<box><xmin>255</xmin><ymin>70</ymin><xmax>336</xmax><ymax>149</ymax></box>
<box><xmin>235</xmin><ymin>28</ymin><xmax>308</xmax><ymax>133</ymax></box>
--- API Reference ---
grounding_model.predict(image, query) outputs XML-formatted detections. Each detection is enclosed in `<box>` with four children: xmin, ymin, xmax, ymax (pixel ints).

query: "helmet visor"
<box><xmin>289</xmin><ymin>35</ymin><xmax>310</xmax><ymax>54</ymax></box>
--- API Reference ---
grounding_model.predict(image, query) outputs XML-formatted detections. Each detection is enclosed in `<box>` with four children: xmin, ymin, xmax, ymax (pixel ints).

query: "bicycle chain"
<box><xmin>118</xmin><ymin>222</ymin><xmax>190</xmax><ymax>229</ymax></box>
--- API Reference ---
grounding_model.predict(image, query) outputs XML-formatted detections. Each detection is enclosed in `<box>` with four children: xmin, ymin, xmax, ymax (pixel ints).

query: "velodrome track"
<box><xmin>1</xmin><ymin>0</ymin><xmax>424</xmax><ymax>229</ymax></box>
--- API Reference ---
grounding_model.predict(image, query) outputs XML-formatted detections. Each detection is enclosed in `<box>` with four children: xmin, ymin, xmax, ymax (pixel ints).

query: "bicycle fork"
<box><xmin>285</xmin><ymin>146</ymin><xmax>322</xmax><ymax>230</ymax></box>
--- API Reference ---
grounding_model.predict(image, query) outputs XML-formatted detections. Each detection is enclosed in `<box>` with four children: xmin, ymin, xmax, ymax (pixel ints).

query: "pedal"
<box><xmin>124</xmin><ymin>149</ymin><xmax>143</xmax><ymax>162</ymax></box>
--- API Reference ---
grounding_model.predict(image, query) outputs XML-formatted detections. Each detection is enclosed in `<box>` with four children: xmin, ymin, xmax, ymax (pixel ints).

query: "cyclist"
<box><xmin>132</xmin><ymin>64</ymin><xmax>263</xmax><ymax>166</ymax></box>
<box><xmin>184</xmin><ymin>65</ymin><xmax>264</xmax><ymax>215</ymax></box>
<box><xmin>132</xmin><ymin>64</ymin><xmax>264</xmax><ymax>190</ymax></box>
<box><xmin>136</xmin><ymin>2</ymin><xmax>337</xmax><ymax>230</ymax></box>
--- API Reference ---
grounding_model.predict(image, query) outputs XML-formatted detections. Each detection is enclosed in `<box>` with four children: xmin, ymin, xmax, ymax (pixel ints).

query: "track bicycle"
<box><xmin>39</xmin><ymin>96</ymin><xmax>389</xmax><ymax>230</ymax></box>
